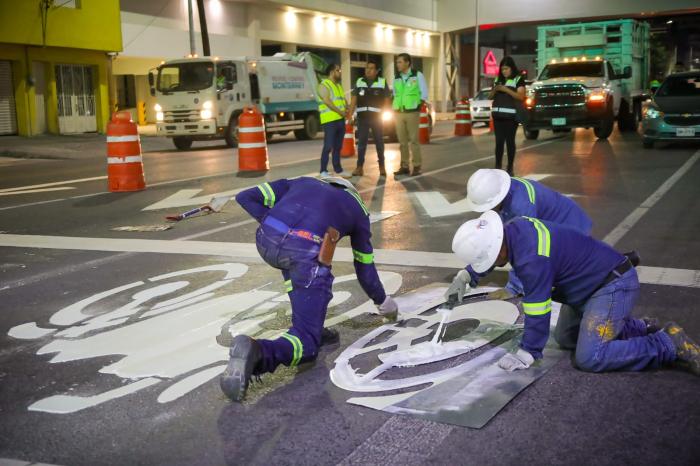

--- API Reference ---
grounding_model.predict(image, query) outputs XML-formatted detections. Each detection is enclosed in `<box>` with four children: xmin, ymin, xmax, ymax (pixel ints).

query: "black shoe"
<box><xmin>220</xmin><ymin>335</ymin><xmax>263</xmax><ymax>401</ymax></box>
<box><xmin>664</xmin><ymin>322</ymin><xmax>700</xmax><ymax>376</ymax></box>
<box><xmin>641</xmin><ymin>316</ymin><xmax>661</xmax><ymax>334</ymax></box>
<box><xmin>320</xmin><ymin>327</ymin><xmax>340</xmax><ymax>346</ymax></box>
<box><xmin>410</xmin><ymin>166</ymin><xmax>422</xmax><ymax>176</ymax></box>
<box><xmin>394</xmin><ymin>166</ymin><xmax>410</xmax><ymax>176</ymax></box>
<box><xmin>623</xmin><ymin>251</ymin><xmax>641</xmax><ymax>267</ymax></box>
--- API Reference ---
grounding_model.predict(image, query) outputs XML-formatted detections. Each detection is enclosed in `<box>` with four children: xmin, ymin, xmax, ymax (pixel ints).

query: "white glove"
<box><xmin>497</xmin><ymin>348</ymin><xmax>535</xmax><ymax>371</ymax></box>
<box><xmin>378</xmin><ymin>296</ymin><xmax>398</xmax><ymax>319</ymax></box>
<box><xmin>445</xmin><ymin>270</ymin><xmax>471</xmax><ymax>302</ymax></box>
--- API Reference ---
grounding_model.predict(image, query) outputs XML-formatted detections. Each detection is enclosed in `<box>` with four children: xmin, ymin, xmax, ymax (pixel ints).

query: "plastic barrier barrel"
<box><xmin>107</xmin><ymin>111</ymin><xmax>146</xmax><ymax>192</ymax></box>
<box><xmin>341</xmin><ymin>120</ymin><xmax>355</xmax><ymax>157</ymax></box>
<box><xmin>454</xmin><ymin>98</ymin><xmax>472</xmax><ymax>136</ymax></box>
<box><xmin>419</xmin><ymin>103</ymin><xmax>430</xmax><ymax>144</ymax></box>
<box><xmin>238</xmin><ymin>106</ymin><xmax>269</xmax><ymax>172</ymax></box>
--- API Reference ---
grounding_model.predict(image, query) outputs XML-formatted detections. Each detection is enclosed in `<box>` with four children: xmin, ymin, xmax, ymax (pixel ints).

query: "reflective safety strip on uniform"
<box><xmin>257</xmin><ymin>182</ymin><xmax>276</xmax><ymax>208</ymax></box>
<box><xmin>513</xmin><ymin>177</ymin><xmax>536</xmax><ymax>204</ymax></box>
<box><xmin>525</xmin><ymin>217</ymin><xmax>551</xmax><ymax>257</ymax></box>
<box><xmin>281</xmin><ymin>333</ymin><xmax>303</xmax><ymax>366</ymax></box>
<box><xmin>492</xmin><ymin>107</ymin><xmax>517</xmax><ymax>114</ymax></box>
<box><xmin>522</xmin><ymin>298</ymin><xmax>552</xmax><ymax>316</ymax></box>
<box><xmin>107</xmin><ymin>135</ymin><xmax>140</xmax><ymax>143</ymax></box>
<box><xmin>108</xmin><ymin>156</ymin><xmax>143</xmax><ymax>164</ymax></box>
<box><xmin>284</xmin><ymin>279</ymin><xmax>293</xmax><ymax>293</ymax></box>
<box><xmin>345</xmin><ymin>189</ymin><xmax>369</xmax><ymax>216</ymax></box>
<box><xmin>352</xmin><ymin>249</ymin><xmax>374</xmax><ymax>264</ymax></box>
<box><xmin>357</xmin><ymin>107</ymin><xmax>381</xmax><ymax>113</ymax></box>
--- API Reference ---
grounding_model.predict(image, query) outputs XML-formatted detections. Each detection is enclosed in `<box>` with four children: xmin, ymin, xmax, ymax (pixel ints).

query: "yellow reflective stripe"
<box><xmin>281</xmin><ymin>333</ymin><xmax>303</xmax><ymax>366</ymax></box>
<box><xmin>257</xmin><ymin>182</ymin><xmax>275</xmax><ymax>208</ymax></box>
<box><xmin>284</xmin><ymin>279</ymin><xmax>293</xmax><ymax>293</ymax></box>
<box><xmin>522</xmin><ymin>299</ymin><xmax>552</xmax><ymax>316</ymax></box>
<box><xmin>346</xmin><ymin>190</ymin><xmax>369</xmax><ymax>215</ymax></box>
<box><xmin>352</xmin><ymin>249</ymin><xmax>374</xmax><ymax>264</ymax></box>
<box><xmin>525</xmin><ymin>217</ymin><xmax>551</xmax><ymax>257</ymax></box>
<box><xmin>513</xmin><ymin>177</ymin><xmax>535</xmax><ymax>204</ymax></box>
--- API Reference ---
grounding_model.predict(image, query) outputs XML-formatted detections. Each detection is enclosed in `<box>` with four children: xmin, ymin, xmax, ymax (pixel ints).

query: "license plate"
<box><xmin>676</xmin><ymin>128</ymin><xmax>696</xmax><ymax>137</ymax></box>
<box><xmin>552</xmin><ymin>118</ymin><xmax>566</xmax><ymax>126</ymax></box>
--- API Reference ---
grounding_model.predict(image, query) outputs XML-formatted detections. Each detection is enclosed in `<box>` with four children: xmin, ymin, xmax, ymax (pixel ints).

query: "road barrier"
<box><xmin>238</xmin><ymin>106</ymin><xmax>269</xmax><ymax>172</ymax></box>
<box><xmin>107</xmin><ymin>111</ymin><xmax>146</xmax><ymax>192</ymax></box>
<box><xmin>419</xmin><ymin>103</ymin><xmax>430</xmax><ymax>144</ymax></box>
<box><xmin>341</xmin><ymin>120</ymin><xmax>355</xmax><ymax>157</ymax></box>
<box><xmin>454</xmin><ymin>98</ymin><xmax>472</xmax><ymax>136</ymax></box>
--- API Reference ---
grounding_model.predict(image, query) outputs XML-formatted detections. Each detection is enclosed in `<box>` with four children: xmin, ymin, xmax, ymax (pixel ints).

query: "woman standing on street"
<box><xmin>489</xmin><ymin>56</ymin><xmax>526</xmax><ymax>176</ymax></box>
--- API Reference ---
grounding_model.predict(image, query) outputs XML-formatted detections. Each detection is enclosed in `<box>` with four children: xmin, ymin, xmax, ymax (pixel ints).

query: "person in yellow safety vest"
<box><xmin>649</xmin><ymin>79</ymin><xmax>661</xmax><ymax>95</ymax></box>
<box><xmin>317</xmin><ymin>63</ymin><xmax>351</xmax><ymax>178</ymax></box>
<box><xmin>392</xmin><ymin>53</ymin><xmax>429</xmax><ymax>177</ymax></box>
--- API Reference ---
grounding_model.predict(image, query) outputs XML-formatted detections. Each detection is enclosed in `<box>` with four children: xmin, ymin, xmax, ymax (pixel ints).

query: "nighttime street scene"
<box><xmin>0</xmin><ymin>1</ymin><xmax>699</xmax><ymax>465</ymax></box>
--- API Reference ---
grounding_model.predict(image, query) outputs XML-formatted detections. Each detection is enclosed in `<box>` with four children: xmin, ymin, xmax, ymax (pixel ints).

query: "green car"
<box><xmin>642</xmin><ymin>71</ymin><xmax>700</xmax><ymax>148</ymax></box>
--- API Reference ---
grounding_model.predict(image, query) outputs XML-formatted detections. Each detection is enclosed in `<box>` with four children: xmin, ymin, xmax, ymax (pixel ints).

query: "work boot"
<box><xmin>378</xmin><ymin>164</ymin><xmax>387</xmax><ymax>177</ymax></box>
<box><xmin>641</xmin><ymin>316</ymin><xmax>661</xmax><ymax>334</ymax></box>
<box><xmin>220</xmin><ymin>335</ymin><xmax>263</xmax><ymax>402</ymax></box>
<box><xmin>410</xmin><ymin>166</ymin><xmax>422</xmax><ymax>176</ymax></box>
<box><xmin>394</xmin><ymin>165</ymin><xmax>410</xmax><ymax>176</ymax></box>
<box><xmin>664</xmin><ymin>322</ymin><xmax>700</xmax><ymax>376</ymax></box>
<box><xmin>352</xmin><ymin>166</ymin><xmax>364</xmax><ymax>177</ymax></box>
<box><xmin>320</xmin><ymin>327</ymin><xmax>340</xmax><ymax>346</ymax></box>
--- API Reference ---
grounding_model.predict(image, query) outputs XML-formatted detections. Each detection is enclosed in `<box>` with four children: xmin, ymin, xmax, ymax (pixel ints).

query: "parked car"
<box><xmin>641</xmin><ymin>71</ymin><xmax>700</xmax><ymax>148</ymax></box>
<box><xmin>469</xmin><ymin>89</ymin><xmax>492</xmax><ymax>125</ymax></box>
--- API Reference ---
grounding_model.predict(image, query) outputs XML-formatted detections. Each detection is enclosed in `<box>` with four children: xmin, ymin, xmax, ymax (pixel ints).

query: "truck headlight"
<box><xmin>381</xmin><ymin>110</ymin><xmax>393</xmax><ymax>122</ymax></box>
<box><xmin>202</xmin><ymin>100</ymin><xmax>213</xmax><ymax>109</ymax></box>
<box><xmin>154</xmin><ymin>103</ymin><xmax>162</xmax><ymax>112</ymax></box>
<box><xmin>201</xmin><ymin>109</ymin><xmax>213</xmax><ymax>120</ymax></box>
<box><xmin>156</xmin><ymin>111</ymin><xmax>164</xmax><ymax>121</ymax></box>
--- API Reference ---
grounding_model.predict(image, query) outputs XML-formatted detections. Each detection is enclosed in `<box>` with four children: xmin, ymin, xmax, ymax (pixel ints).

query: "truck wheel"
<box><xmin>594</xmin><ymin>105</ymin><xmax>615</xmax><ymax>139</ymax></box>
<box><xmin>643</xmin><ymin>138</ymin><xmax>654</xmax><ymax>149</ymax></box>
<box><xmin>225</xmin><ymin>115</ymin><xmax>239</xmax><ymax>148</ymax></box>
<box><xmin>173</xmin><ymin>137</ymin><xmax>193</xmax><ymax>150</ymax></box>
<box><xmin>523</xmin><ymin>128</ymin><xmax>539</xmax><ymax>140</ymax></box>
<box><xmin>294</xmin><ymin>114</ymin><xmax>320</xmax><ymax>140</ymax></box>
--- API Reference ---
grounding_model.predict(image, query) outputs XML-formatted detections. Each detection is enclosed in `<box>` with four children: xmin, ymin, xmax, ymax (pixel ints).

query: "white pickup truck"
<box><xmin>149</xmin><ymin>52</ymin><xmax>323</xmax><ymax>150</ymax></box>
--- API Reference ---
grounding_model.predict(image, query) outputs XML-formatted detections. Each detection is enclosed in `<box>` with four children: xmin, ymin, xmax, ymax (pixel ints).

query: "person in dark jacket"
<box><xmin>488</xmin><ymin>56</ymin><xmax>526</xmax><ymax>176</ymax></box>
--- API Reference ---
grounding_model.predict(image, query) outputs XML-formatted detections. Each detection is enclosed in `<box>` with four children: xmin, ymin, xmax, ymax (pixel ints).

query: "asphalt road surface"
<box><xmin>1</xmin><ymin>122</ymin><xmax>699</xmax><ymax>465</ymax></box>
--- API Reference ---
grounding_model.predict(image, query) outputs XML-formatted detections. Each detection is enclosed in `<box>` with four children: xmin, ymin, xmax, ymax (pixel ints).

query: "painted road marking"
<box><xmin>603</xmin><ymin>150</ymin><xmax>700</xmax><ymax>246</ymax></box>
<box><xmin>0</xmin><ymin>176</ymin><xmax>106</xmax><ymax>193</ymax></box>
<box><xmin>0</xmin><ymin>187</ymin><xmax>75</xmax><ymax>196</ymax></box>
<box><xmin>1</xmin><ymin>234</ymin><xmax>699</xmax><ymax>289</ymax></box>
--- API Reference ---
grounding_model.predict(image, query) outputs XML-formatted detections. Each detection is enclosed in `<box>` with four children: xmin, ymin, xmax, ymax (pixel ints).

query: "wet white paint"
<box><xmin>8</xmin><ymin>322</ymin><xmax>56</xmax><ymax>339</ymax></box>
<box><xmin>157</xmin><ymin>365</ymin><xmax>227</xmax><ymax>403</ymax></box>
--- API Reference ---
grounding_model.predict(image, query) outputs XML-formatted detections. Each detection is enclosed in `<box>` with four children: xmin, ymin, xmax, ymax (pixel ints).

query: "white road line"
<box><xmin>1</xmin><ymin>234</ymin><xmax>698</xmax><ymax>289</ymax></box>
<box><xmin>603</xmin><ymin>150</ymin><xmax>700</xmax><ymax>246</ymax></box>
<box><xmin>0</xmin><ymin>187</ymin><xmax>74</xmax><ymax>196</ymax></box>
<box><xmin>0</xmin><ymin>176</ymin><xmax>106</xmax><ymax>192</ymax></box>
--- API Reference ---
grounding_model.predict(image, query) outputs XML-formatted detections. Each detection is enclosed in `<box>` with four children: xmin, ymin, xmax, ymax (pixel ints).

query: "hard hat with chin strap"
<box><xmin>320</xmin><ymin>175</ymin><xmax>359</xmax><ymax>196</ymax></box>
<box><xmin>451</xmin><ymin>210</ymin><xmax>504</xmax><ymax>273</ymax></box>
<box><xmin>464</xmin><ymin>169</ymin><xmax>512</xmax><ymax>212</ymax></box>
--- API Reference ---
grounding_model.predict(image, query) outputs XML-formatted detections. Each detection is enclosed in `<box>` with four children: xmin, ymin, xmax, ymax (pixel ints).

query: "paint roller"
<box><xmin>166</xmin><ymin>195</ymin><xmax>231</xmax><ymax>222</ymax></box>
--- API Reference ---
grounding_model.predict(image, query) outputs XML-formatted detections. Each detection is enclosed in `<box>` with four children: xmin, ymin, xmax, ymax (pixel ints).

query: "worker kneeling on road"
<box><xmin>450</xmin><ymin>210</ymin><xmax>700</xmax><ymax>375</ymax></box>
<box><xmin>448</xmin><ymin>168</ymin><xmax>593</xmax><ymax>301</ymax></box>
<box><xmin>220</xmin><ymin>176</ymin><xmax>398</xmax><ymax>401</ymax></box>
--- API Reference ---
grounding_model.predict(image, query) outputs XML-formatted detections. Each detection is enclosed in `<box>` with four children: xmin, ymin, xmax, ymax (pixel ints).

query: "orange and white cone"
<box><xmin>107</xmin><ymin>111</ymin><xmax>146</xmax><ymax>192</ymax></box>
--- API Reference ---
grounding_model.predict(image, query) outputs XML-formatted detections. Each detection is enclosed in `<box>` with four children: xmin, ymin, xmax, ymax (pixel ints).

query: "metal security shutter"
<box><xmin>0</xmin><ymin>61</ymin><xmax>18</xmax><ymax>135</ymax></box>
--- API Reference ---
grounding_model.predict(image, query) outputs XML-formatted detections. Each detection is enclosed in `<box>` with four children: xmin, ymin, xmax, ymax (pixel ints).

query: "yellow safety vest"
<box><xmin>318</xmin><ymin>79</ymin><xmax>346</xmax><ymax>124</ymax></box>
<box><xmin>393</xmin><ymin>70</ymin><xmax>422</xmax><ymax>111</ymax></box>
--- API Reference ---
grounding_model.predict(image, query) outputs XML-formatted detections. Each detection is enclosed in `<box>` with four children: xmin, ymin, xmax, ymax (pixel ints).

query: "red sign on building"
<box><xmin>483</xmin><ymin>50</ymin><xmax>499</xmax><ymax>76</ymax></box>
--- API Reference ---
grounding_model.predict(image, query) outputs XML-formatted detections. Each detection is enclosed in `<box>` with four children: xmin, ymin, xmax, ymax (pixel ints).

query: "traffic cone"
<box><xmin>107</xmin><ymin>111</ymin><xmax>146</xmax><ymax>192</ymax></box>
<box><xmin>238</xmin><ymin>106</ymin><xmax>269</xmax><ymax>172</ymax></box>
<box><xmin>489</xmin><ymin>115</ymin><xmax>495</xmax><ymax>133</ymax></box>
<box><xmin>341</xmin><ymin>120</ymin><xmax>355</xmax><ymax>157</ymax></box>
<box><xmin>419</xmin><ymin>103</ymin><xmax>430</xmax><ymax>144</ymax></box>
<box><xmin>454</xmin><ymin>97</ymin><xmax>472</xmax><ymax>137</ymax></box>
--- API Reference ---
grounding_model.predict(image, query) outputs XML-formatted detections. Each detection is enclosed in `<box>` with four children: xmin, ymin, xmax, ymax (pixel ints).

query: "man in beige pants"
<box><xmin>392</xmin><ymin>53</ymin><xmax>429</xmax><ymax>177</ymax></box>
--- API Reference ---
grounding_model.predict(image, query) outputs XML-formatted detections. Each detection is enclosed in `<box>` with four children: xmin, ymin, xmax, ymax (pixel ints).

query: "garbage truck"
<box><xmin>524</xmin><ymin>19</ymin><xmax>650</xmax><ymax>140</ymax></box>
<box><xmin>148</xmin><ymin>52</ymin><xmax>327</xmax><ymax>150</ymax></box>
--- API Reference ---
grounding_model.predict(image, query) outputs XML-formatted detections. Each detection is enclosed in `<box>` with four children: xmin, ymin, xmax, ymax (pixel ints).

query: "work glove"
<box><xmin>497</xmin><ymin>348</ymin><xmax>535</xmax><ymax>371</ymax></box>
<box><xmin>445</xmin><ymin>270</ymin><xmax>471</xmax><ymax>302</ymax></box>
<box><xmin>377</xmin><ymin>296</ymin><xmax>399</xmax><ymax>321</ymax></box>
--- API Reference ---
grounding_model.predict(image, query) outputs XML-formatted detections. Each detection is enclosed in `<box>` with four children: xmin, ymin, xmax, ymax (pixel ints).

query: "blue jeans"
<box><xmin>553</xmin><ymin>267</ymin><xmax>676</xmax><ymax>372</ymax></box>
<box><xmin>320</xmin><ymin>119</ymin><xmax>345</xmax><ymax>174</ymax></box>
<box><xmin>356</xmin><ymin>116</ymin><xmax>385</xmax><ymax>167</ymax></box>
<box><xmin>254</xmin><ymin>221</ymin><xmax>334</xmax><ymax>374</ymax></box>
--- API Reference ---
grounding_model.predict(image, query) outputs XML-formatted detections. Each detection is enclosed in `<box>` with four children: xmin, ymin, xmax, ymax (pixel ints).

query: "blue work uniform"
<box><xmin>468</xmin><ymin>177</ymin><xmax>593</xmax><ymax>294</ymax></box>
<box><xmin>236</xmin><ymin>177</ymin><xmax>386</xmax><ymax>374</ymax></box>
<box><xmin>505</xmin><ymin>217</ymin><xmax>675</xmax><ymax>371</ymax></box>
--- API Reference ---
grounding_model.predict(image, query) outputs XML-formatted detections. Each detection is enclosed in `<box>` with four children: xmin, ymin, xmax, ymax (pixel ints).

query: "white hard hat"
<box><xmin>464</xmin><ymin>169</ymin><xmax>512</xmax><ymax>212</ymax></box>
<box><xmin>451</xmin><ymin>210</ymin><xmax>504</xmax><ymax>273</ymax></box>
<box><xmin>320</xmin><ymin>176</ymin><xmax>359</xmax><ymax>196</ymax></box>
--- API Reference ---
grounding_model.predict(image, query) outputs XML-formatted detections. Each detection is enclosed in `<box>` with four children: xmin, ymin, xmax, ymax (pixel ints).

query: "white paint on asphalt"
<box><xmin>157</xmin><ymin>364</ymin><xmax>227</xmax><ymax>403</ymax></box>
<box><xmin>0</xmin><ymin>176</ymin><xmax>106</xmax><ymax>192</ymax></box>
<box><xmin>8</xmin><ymin>322</ymin><xmax>56</xmax><ymax>339</ymax></box>
<box><xmin>0</xmin><ymin>187</ymin><xmax>75</xmax><ymax>196</ymax></box>
<box><xmin>636</xmin><ymin>266</ymin><xmax>700</xmax><ymax>288</ymax></box>
<box><xmin>603</xmin><ymin>150</ymin><xmax>700</xmax><ymax>246</ymax></box>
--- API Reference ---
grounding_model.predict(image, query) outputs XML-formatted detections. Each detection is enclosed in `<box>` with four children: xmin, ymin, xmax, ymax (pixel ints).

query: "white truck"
<box><xmin>148</xmin><ymin>53</ymin><xmax>324</xmax><ymax>150</ymax></box>
<box><xmin>524</xmin><ymin>19</ymin><xmax>650</xmax><ymax>140</ymax></box>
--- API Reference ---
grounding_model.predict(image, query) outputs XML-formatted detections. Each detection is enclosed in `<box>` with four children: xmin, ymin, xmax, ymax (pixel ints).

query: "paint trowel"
<box><xmin>166</xmin><ymin>195</ymin><xmax>232</xmax><ymax>221</ymax></box>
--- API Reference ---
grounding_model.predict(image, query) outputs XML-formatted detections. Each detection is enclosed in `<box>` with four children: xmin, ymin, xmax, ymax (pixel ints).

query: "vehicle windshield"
<box><xmin>157</xmin><ymin>62</ymin><xmax>214</xmax><ymax>92</ymax></box>
<box><xmin>656</xmin><ymin>76</ymin><xmax>700</xmax><ymax>97</ymax></box>
<box><xmin>473</xmin><ymin>90</ymin><xmax>491</xmax><ymax>100</ymax></box>
<box><xmin>539</xmin><ymin>62</ymin><xmax>604</xmax><ymax>80</ymax></box>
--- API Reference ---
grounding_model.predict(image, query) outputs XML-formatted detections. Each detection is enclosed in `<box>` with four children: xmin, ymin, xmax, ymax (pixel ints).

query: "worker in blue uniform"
<box><xmin>447</xmin><ymin>168</ymin><xmax>593</xmax><ymax>301</ymax></box>
<box><xmin>450</xmin><ymin>210</ymin><xmax>700</xmax><ymax>375</ymax></box>
<box><xmin>220</xmin><ymin>176</ymin><xmax>399</xmax><ymax>401</ymax></box>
